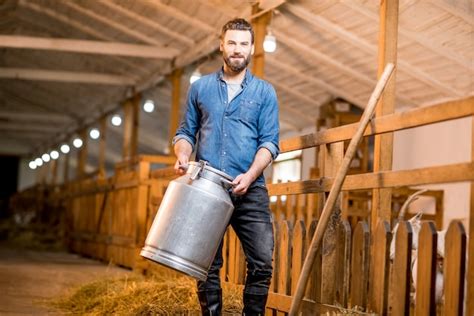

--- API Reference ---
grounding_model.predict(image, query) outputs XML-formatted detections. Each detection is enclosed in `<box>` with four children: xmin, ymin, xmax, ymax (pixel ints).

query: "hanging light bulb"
<box><xmin>89</xmin><ymin>128</ymin><xmax>100</xmax><ymax>140</ymax></box>
<box><xmin>42</xmin><ymin>153</ymin><xmax>50</xmax><ymax>162</ymax></box>
<box><xmin>111</xmin><ymin>114</ymin><xmax>122</xmax><ymax>126</ymax></box>
<box><xmin>60</xmin><ymin>144</ymin><xmax>70</xmax><ymax>154</ymax></box>
<box><xmin>29</xmin><ymin>160</ymin><xmax>37</xmax><ymax>170</ymax></box>
<box><xmin>35</xmin><ymin>157</ymin><xmax>43</xmax><ymax>167</ymax></box>
<box><xmin>50</xmin><ymin>150</ymin><xmax>59</xmax><ymax>160</ymax></box>
<box><xmin>263</xmin><ymin>32</ymin><xmax>277</xmax><ymax>53</ymax></box>
<box><xmin>190</xmin><ymin>69</ymin><xmax>202</xmax><ymax>84</ymax></box>
<box><xmin>143</xmin><ymin>100</ymin><xmax>155</xmax><ymax>113</ymax></box>
<box><xmin>73</xmin><ymin>138</ymin><xmax>83</xmax><ymax>148</ymax></box>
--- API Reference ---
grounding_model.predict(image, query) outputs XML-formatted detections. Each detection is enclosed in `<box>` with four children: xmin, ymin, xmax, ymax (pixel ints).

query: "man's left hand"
<box><xmin>232</xmin><ymin>173</ymin><xmax>254</xmax><ymax>195</ymax></box>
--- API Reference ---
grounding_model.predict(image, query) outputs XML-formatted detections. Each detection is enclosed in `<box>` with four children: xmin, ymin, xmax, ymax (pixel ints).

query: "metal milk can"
<box><xmin>140</xmin><ymin>160</ymin><xmax>234</xmax><ymax>281</ymax></box>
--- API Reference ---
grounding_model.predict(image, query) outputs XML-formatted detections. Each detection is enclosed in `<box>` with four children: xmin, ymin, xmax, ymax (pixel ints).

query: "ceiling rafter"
<box><xmin>0</xmin><ymin>35</ymin><xmax>179</xmax><ymax>59</ymax></box>
<box><xmin>0</xmin><ymin>87</ymin><xmax>80</xmax><ymax>120</ymax></box>
<box><xmin>284</xmin><ymin>3</ymin><xmax>464</xmax><ymax>97</ymax></box>
<box><xmin>0</xmin><ymin>110</ymin><xmax>73</xmax><ymax>123</ymax></box>
<box><xmin>341</xmin><ymin>0</ymin><xmax>472</xmax><ymax>69</ymax></box>
<box><xmin>18</xmin><ymin>0</ymin><xmax>151</xmax><ymax>75</ymax></box>
<box><xmin>270</xmin><ymin>80</ymin><xmax>324</xmax><ymax>110</ymax></box>
<box><xmin>431</xmin><ymin>1</ymin><xmax>474</xmax><ymax>26</ymax></box>
<box><xmin>59</xmin><ymin>1</ymin><xmax>163</xmax><ymax>45</ymax></box>
<box><xmin>274</xmin><ymin>30</ymin><xmax>415</xmax><ymax>107</ymax></box>
<box><xmin>98</xmin><ymin>0</ymin><xmax>194</xmax><ymax>46</ymax></box>
<box><xmin>0</xmin><ymin>67</ymin><xmax>136</xmax><ymax>85</ymax></box>
<box><xmin>266</xmin><ymin>57</ymin><xmax>366</xmax><ymax>108</ymax></box>
<box><xmin>139</xmin><ymin>0</ymin><xmax>215</xmax><ymax>33</ymax></box>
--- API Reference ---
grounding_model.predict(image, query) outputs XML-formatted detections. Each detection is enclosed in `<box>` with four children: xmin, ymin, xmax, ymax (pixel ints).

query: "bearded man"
<box><xmin>173</xmin><ymin>18</ymin><xmax>280</xmax><ymax>316</ymax></box>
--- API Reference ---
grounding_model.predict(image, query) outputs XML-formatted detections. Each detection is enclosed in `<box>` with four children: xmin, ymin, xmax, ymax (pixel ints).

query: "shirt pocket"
<box><xmin>239</xmin><ymin>99</ymin><xmax>260</xmax><ymax>124</ymax></box>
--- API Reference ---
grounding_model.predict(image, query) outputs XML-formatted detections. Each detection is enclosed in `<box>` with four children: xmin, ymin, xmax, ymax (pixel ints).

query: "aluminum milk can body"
<box><xmin>140</xmin><ymin>161</ymin><xmax>234</xmax><ymax>281</ymax></box>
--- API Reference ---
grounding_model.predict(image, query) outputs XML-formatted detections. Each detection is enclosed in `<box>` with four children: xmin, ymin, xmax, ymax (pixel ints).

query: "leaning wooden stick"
<box><xmin>288</xmin><ymin>63</ymin><xmax>396</xmax><ymax>315</ymax></box>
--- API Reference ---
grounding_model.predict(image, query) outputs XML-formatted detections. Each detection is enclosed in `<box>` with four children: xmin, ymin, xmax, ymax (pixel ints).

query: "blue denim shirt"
<box><xmin>173</xmin><ymin>68</ymin><xmax>279</xmax><ymax>186</ymax></box>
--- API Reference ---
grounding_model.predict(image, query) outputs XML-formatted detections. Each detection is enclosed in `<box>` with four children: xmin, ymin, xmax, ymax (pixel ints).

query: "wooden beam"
<box><xmin>251</xmin><ymin>4</ymin><xmax>271</xmax><ymax>78</ymax></box>
<box><xmin>130</xmin><ymin>94</ymin><xmax>140</xmax><ymax>158</ymax></box>
<box><xmin>267</xmin><ymin>162</ymin><xmax>474</xmax><ymax>196</ymax></box>
<box><xmin>266</xmin><ymin>57</ymin><xmax>366</xmax><ymax>108</ymax></box>
<box><xmin>122</xmin><ymin>99</ymin><xmax>133</xmax><ymax>160</ymax></box>
<box><xmin>370</xmin><ymin>0</ymin><xmax>399</xmax><ymax>232</ymax></box>
<box><xmin>60</xmin><ymin>1</ymin><xmax>162</xmax><ymax>45</ymax></box>
<box><xmin>98</xmin><ymin>0</ymin><xmax>194</xmax><ymax>46</ymax></box>
<box><xmin>169</xmin><ymin>68</ymin><xmax>183</xmax><ymax>153</ymax></box>
<box><xmin>430</xmin><ymin>1</ymin><xmax>474</xmax><ymax>26</ymax></box>
<box><xmin>468</xmin><ymin>115</ymin><xmax>474</xmax><ymax>316</ymax></box>
<box><xmin>0</xmin><ymin>110</ymin><xmax>72</xmax><ymax>123</ymax></box>
<box><xmin>18</xmin><ymin>0</ymin><xmax>151</xmax><ymax>74</ymax></box>
<box><xmin>279</xmin><ymin>96</ymin><xmax>474</xmax><ymax>152</ymax></box>
<box><xmin>341</xmin><ymin>0</ymin><xmax>472</xmax><ymax>69</ymax></box>
<box><xmin>274</xmin><ymin>30</ymin><xmax>414</xmax><ymax>107</ymax></box>
<box><xmin>63</xmin><ymin>152</ymin><xmax>70</xmax><ymax>184</ymax></box>
<box><xmin>0</xmin><ymin>122</ymin><xmax>59</xmax><ymax>133</ymax></box>
<box><xmin>284</xmin><ymin>3</ymin><xmax>463</xmax><ymax>97</ymax></box>
<box><xmin>0</xmin><ymin>68</ymin><xmax>136</xmax><ymax>85</ymax></box>
<box><xmin>98</xmin><ymin>117</ymin><xmax>106</xmax><ymax>177</ymax></box>
<box><xmin>77</xmin><ymin>129</ymin><xmax>87</xmax><ymax>178</ymax></box>
<box><xmin>0</xmin><ymin>35</ymin><xmax>179</xmax><ymax>59</ymax></box>
<box><xmin>144</xmin><ymin>0</ymin><xmax>214</xmax><ymax>33</ymax></box>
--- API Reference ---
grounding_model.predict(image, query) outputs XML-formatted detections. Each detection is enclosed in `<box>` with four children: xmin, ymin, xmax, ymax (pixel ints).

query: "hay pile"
<box><xmin>50</xmin><ymin>266</ymin><xmax>243</xmax><ymax>315</ymax></box>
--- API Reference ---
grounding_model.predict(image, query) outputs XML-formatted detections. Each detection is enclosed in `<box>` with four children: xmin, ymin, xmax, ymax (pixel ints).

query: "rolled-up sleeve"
<box><xmin>172</xmin><ymin>83</ymin><xmax>201</xmax><ymax>150</ymax></box>
<box><xmin>257</xmin><ymin>84</ymin><xmax>280</xmax><ymax>160</ymax></box>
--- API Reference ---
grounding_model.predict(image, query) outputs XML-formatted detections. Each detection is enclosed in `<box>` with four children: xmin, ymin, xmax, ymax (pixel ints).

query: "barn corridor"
<box><xmin>0</xmin><ymin>242</ymin><xmax>130</xmax><ymax>315</ymax></box>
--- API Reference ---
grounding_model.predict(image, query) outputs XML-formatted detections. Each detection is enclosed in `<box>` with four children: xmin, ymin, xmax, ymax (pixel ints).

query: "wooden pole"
<box><xmin>251</xmin><ymin>4</ymin><xmax>271</xmax><ymax>79</ymax></box>
<box><xmin>131</xmin><ymin>93</ymin><xmax>140</xmax><ymax>158</ymax></box>
<box><xmin>288</xmin><ymin>63</ymin><xmax>395</xmax><ymax>315</ymax></box>
<box><xmin>98</xmin><ymin>117</ymin><xmax>106</xmax><ymax>177</ymax></box>
<box><xmin>468</xmin><ymin>116</ymin><xmax>474</xmax><ymax>316</ymax></box>
<box><xmin>122</xmin><ymin>99</ymin><xmax>133</xmax><ymax>160</ymax></box>
<box><xmin>169</xmin><ymin>68</ymin><xmax>182</xmax><ymax>153</ymax></box>
<box><xmin>371</xmin><ymin>0</ymin><xmax>399</xmax><ymax>229</ymax></box>
<box><xmin>77</xmin><ymin>129</ymin><xmax>87</xmax><ymax>178</ymax></box>
<box><xmin>63</xmin><ymin>151</ymin><xmax>69</xmax><ymax>183</ymax></box>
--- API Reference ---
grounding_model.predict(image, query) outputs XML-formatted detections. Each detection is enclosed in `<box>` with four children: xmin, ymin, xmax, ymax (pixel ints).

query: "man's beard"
<box><xmin>223</xmin><ymin>53</ymin><xmax>251</xmax><ymax>73</ymax></box>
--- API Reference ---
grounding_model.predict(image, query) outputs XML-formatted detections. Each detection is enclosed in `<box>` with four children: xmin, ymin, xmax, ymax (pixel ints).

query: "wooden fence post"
<box><xmin>350</xmin><ymin>221</ymin><xmax>370</xmax><ymax>310</ymax></box>
<box><xmin>369</xmin><ymin>220</ymin><xmax>391</xmax><ymax>314</ymax></box>
<box><xmin>414</xmin><ymin>221</ymin><xmax>437</xmax><ymax>316</ymax></box>
<box><xmin>444</xmin><ymin>221</ymin><xmax>467</xmax><ymax>316</ymax></box>
<box><xmin>389</xmin><ymin>221</ymin><xmax>413</xmax><ymax>316</ymax></box>
<box><xmin>277</xmin><ymin>220</ymin><xmax>292</xmax><ymax>316</ymax></box>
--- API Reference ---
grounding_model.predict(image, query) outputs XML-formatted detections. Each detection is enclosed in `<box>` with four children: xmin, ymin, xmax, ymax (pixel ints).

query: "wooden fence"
<box><xmin>9</xmin><ymin>96</ymin><xmax>473</xmax><ymax>315</ymax></box>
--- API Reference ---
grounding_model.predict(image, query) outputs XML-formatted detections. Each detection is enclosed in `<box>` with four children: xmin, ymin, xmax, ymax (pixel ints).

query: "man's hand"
<box><xmin>174</xmin><ymin>139</ymin><xmax>192</xmax><ymax>175</ymax></box>
<box><xmin>232</xmin><ymin>172</ymin><xmax>254</xmax><ymax>195</ymax></box>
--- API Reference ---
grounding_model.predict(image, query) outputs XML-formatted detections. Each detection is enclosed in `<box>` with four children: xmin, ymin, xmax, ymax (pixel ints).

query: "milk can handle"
<box><xmin>220</xmin><ymin>178</ymin><xmax>236</xmax><ymax>188</ymax></box>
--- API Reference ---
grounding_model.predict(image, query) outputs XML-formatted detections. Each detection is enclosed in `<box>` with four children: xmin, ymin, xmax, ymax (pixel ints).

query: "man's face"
<box><xmin>220</xmin><ymin>30</ymin><xmax>254</xmax><ymax>74</ymax></box>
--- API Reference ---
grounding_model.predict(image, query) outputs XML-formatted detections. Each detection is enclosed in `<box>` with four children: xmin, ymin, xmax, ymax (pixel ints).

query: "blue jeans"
<box><xmin>197</xmin><ymin>185</ymin><xmax>274</xmax><ymax>296</ymax></box>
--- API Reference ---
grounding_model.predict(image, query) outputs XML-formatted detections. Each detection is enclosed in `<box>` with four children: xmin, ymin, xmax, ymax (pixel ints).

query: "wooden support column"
<box><xmin>371</xmin><ymin>0</ymin><xmax>399</xmax><ymax>229</ymax></box>
<box><xmin>50</xmin><ymin>159</ymin><xmax>58</xmax><ymax>185</ymax></box>
<box><xmin>251</xmin><ymin>4</ymin><xmax>271</xmax><ymax>78</ymax></box>
<box><xmin>77</xmin><ymin>129</ymin><xmax>88</xmax><ymax>178</ymax></box>
<box><xmin>122</xmin><ymin>99</ymin><xmax>133</xmax><ymax>160</ymax></box>
<box><xmin>468</xmin><ymin>116</ymin><xmax>474</xmax><ymax>316</ymax></box>
<box><xmin>63</xmin><ymin>152</ymin><xmax>70</xmax><ymax>183</ymax></box>
<box><xmin>169</xmin><ymin>68</ymin><xmax>182</xmax><ymax>153</ymax></box>
<box><xmin>98</xmin><ymin>117</ymin><xmax>107</xmax><ymax>178</ymax></box>
<box><xmin>131</xmin><ymin>94</ymin><xmax>140</xmax><ymax>158</ymax></box>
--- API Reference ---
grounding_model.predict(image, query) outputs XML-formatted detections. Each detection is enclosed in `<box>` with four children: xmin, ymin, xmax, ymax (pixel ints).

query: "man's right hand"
<box><xmin>173</xmin><ymin>139</ymin><xmax>193</xmax><ymax>175</ymax></box>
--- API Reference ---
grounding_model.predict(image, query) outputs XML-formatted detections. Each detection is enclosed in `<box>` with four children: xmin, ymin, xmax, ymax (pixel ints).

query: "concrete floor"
<box><xmin>0</xmin><ymin>242</ymin><xmax>130</xmax><ymax>315</ymax></box>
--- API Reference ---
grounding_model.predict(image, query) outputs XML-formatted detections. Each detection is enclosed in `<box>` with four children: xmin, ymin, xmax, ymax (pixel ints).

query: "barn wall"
<box><xmin>17</xmin><ymin>158</ymin><xmax>36</xmax><ymax>191</ymax></box>
<box><xmin>393</xmin><ymin>117</ymin><xmax>471</xmax><ymax>228</ymax></box>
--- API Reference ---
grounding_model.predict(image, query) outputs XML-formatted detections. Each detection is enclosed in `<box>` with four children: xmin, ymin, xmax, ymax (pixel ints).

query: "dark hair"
<box><xmin>220</xmin><ymin>18</ymin><xmax>254</xmax><ymax>44</ymax></box>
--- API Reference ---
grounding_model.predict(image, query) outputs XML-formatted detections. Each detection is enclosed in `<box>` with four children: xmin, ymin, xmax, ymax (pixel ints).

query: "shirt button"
<box><xmin>223</xmin><ymin>151</ymin><xmax>226</xmax><ymax>155</ymax></box>
<box><xmin>224</xmin><ymin>133</ymin><xmax>227</xmax><ymax>137</ymax></box>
